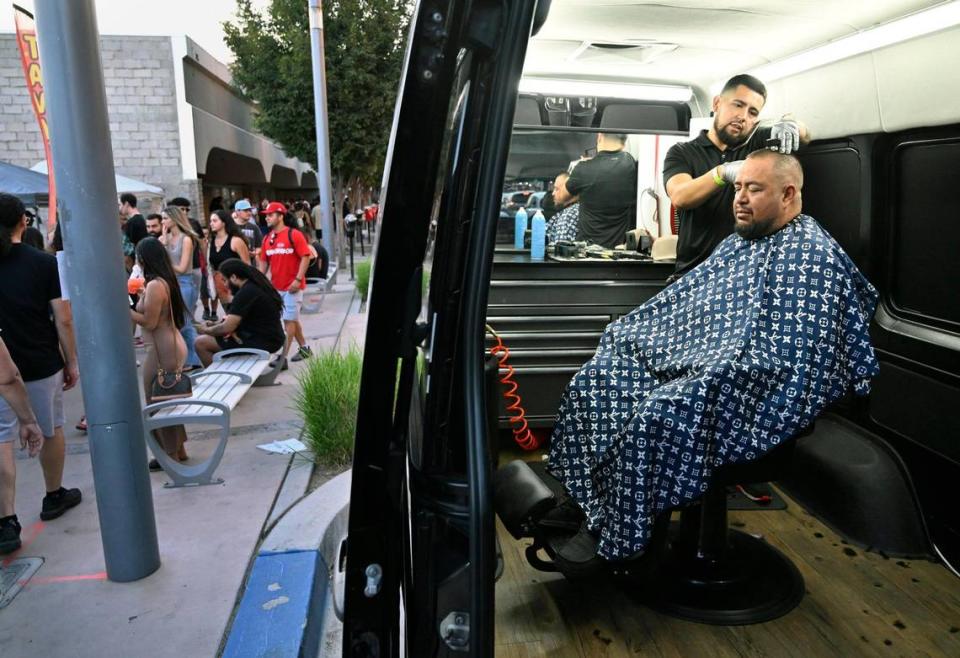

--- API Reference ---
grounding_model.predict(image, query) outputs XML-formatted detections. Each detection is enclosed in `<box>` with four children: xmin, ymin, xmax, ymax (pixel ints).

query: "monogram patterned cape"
<box><xmin>547</xmin><ymin>215</ymin><xmax>879</xmax><ymax>560</ymax></box>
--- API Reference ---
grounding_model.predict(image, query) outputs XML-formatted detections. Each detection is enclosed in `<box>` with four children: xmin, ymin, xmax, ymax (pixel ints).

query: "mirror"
<box><xmin>498</xmin><ymin>128</ymin><xmax>686</xmax><ymax>253</ymax></box>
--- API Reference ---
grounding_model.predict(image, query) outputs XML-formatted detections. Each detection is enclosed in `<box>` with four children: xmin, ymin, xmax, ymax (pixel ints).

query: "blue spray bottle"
<box><xmin>514</xmin><ymin>206</ymin><xmax>528</xmax><ymax>250</ymax></box>
<box><xmin>530</xmin><ymin>210</ymin><xmax>546</xmax><ymax>260</ymax></box>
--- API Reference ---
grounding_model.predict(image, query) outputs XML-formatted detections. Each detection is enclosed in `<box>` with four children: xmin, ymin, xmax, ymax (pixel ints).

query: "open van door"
<box><xmin>341</xmin><ymin>2</ymin><xmax>547</xmax><ymax>656</ymax></box>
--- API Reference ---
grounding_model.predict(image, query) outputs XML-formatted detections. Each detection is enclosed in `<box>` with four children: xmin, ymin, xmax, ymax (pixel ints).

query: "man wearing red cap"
<box><xmin>259</xmin><ymin>201</ymin><xmax>313</xmax><ymax>366</ymax></box>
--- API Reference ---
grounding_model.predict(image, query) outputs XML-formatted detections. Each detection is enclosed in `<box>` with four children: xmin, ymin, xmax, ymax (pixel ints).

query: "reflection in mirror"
<box><xmin>498</xmin><ymin>129</ymin><xmax>686</xmax><ymax>258</ymax></box>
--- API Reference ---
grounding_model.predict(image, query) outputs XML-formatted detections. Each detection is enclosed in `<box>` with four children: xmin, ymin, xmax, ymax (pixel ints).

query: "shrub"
<box><xmin>294</xmin><ymin>347</ymin><xmax>362</xmax><ymax>466</ymax></box>
<box><xmin>355</xmin><ymin>260</ymin><xmax>372</xmax><ymax>301</ymax></box>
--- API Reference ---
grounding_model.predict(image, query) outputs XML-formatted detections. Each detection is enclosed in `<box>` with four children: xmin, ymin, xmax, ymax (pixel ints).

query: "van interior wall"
<box><xmin>765</xmin><ymin>23</ymin><xmax>960</xmax><ymax>564</ymax></box>
<box><xmin>758</xmin><ymin>25</ymin><xmax>960</xmax><ymax>139</ymax></box>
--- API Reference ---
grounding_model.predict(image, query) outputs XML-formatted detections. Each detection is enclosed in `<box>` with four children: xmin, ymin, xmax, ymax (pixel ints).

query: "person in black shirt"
<box><xmin>119</xmin><ymin>192</ymin><xmax>147</xmax><ymax>246</ymax></box>
<box><xmin>195</xmin><ymin>258</ymin><xmax>285</xmax><ymax>366</ymax></box>
<box><xmin>565</xmin><ymin>133</ymin><xmax>637</xmax><ymax>249</ymax></box>
<box><xmin>663</xmin><ymin>74</ymin><xmax>810</xmax><ymax>278</ymax></box>
<box><xmin>306</xmin><ymin>228</ymin><xmax>330</xmax><ymax>280</ymax></box>
<box><xmin>0</xmin><ymin>193</ymin><xmax>82</xmax><ymax>552</ymax></box>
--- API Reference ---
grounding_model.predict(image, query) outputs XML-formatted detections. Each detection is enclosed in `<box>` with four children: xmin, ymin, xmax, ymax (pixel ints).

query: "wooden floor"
<box><xmin>494</xmin><ymin>486</ymin><xmax>960</xmax><ymax>657</ymax></box>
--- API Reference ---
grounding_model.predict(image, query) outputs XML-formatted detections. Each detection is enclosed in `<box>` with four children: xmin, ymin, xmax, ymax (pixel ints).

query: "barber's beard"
<box><xmin>715</xmin><ymin>116</ymin><xmax>749</xmax><ymax>148</ymax></box>
<box><xmin>228</xmin><ymin>282</ymin><xmax>241</xmax><ymax>294</ymax></box>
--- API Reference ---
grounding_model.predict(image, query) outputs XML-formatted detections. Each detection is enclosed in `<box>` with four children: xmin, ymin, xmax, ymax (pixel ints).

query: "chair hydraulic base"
<box><xmin>642</xmin><ymin>525</ymin><xmax>804</xmax><ymax>625</ymax></box>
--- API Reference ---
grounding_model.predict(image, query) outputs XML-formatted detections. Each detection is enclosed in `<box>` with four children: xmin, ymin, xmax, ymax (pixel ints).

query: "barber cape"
<box><xmin>547</xmin><ymin>214</ymin><xmax>879</xmax><ymax>560</ymax></box>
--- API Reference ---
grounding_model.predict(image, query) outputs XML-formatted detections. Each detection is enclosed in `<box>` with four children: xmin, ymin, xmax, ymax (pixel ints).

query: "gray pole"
<box><xmin>308</xmin><ymin>0</ymin><xmax>336</xmax><ymax>260</ymax></box>
<box><xmin>34</xmin><ymin>0</ymin><xmax>160</xmax><ymax>582</ymax></box>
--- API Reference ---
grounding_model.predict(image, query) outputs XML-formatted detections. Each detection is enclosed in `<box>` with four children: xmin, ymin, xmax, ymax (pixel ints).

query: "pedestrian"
<box><xmin>119</xmin><ymin>192</ymin><xmax>148</xmax><ymax>247</ymax></box>
<box><xmin>0</xmin><ymin>193</ymin><xmax>82</xmax><ymax>554</ymax></box>
<box><xmin>195</xmin><ymin>258</ymin><xmax>285</xmax><ymax>366</ymax></box>
<box><xmin>158</xmin><ymin>205</ymin><xmax>202</xmax><ymax>371</ymax></box>
<box><xmin>259</xmin><ymin>201</ymin><xmax>312</xmax><ymax>368</ymax></box>
<box><xmin>130</xmin><ymin>237</ymin><xmax>189</xmax><ymax>468</ymax></box>
<box><xmin>234</xmin><ymin>200</ymin><xmax>263</xmax><ymax>259</ymax></box>
<box><xmin>207</xmin><ymin>209</ymin><xmax>251</xmax><ymax>315</ymax></box>
<box><xmin>170</xmin><ymin>197</ymin><xmax>213</xmax><ymax>321</ymax></box>
<box><xmin>0</xmin><ymin>334</ymin><xmax>45</xmax><ymax>554</ymax></box>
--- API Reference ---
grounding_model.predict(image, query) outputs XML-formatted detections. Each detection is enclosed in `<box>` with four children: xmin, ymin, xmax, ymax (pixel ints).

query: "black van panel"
<box><xmin>890</xmin><ymin>137</ymin><xmax>960</xmax><ymax>330</ymax></box>
<box><xmin>870</xmin><ymin>363</ymin><xmax>960</xmax><ymax>465</ymax></box>
<box><xmin>798</xmin><ymin>139</ymin><xmax>872</xmax><ymax>274</ymax></box>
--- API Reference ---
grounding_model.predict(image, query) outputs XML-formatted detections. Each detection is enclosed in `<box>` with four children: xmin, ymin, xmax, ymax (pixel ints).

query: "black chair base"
<box><xmin>643</xmin><ymin>526</ymin><xmax>804</xmax><ymax>625</ymax></box>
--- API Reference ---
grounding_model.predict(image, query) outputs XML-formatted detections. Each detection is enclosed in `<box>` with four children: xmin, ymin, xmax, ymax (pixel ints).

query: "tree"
<box><xmin>224</xmin><ymin>0</ymin><xmax>409</xmax><ymax>211</ymax></box>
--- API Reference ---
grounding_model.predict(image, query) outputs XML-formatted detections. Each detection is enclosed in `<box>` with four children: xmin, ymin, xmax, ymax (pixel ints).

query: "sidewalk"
<box><xmin>0</xmin><ymin>265</ymin><xmax>368</xmax><ymax>658</ymax></box>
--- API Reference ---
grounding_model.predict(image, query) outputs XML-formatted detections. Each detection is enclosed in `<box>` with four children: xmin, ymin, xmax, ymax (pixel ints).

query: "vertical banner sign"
<box><xmin>13</xmin><ymin>5</ymin><xmax>56</xmax><ymax>232</ymax></box>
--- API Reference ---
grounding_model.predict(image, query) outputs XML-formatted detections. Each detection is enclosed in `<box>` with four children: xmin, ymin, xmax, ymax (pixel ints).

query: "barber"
<box><xmin>566</xmin><ymin>132</ymin><xmax>637</xmax><ymax>249</ymax></box>
<box><xmin>663</xmin><ymin>74</ymin><xmax>809</xmax><ymax>280</ymax></box>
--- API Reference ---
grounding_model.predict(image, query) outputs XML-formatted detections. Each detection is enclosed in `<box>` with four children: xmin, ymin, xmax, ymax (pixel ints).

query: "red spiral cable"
<box><xmin>488</xmin><ymin>333</ymin><xmax>541</xmax><ymax>451</ymax></box>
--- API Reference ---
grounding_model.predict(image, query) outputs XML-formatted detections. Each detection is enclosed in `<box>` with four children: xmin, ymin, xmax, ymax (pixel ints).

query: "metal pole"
<box><xmin>34</xmin><ymin>0</ymin><xmax>160</xmax><ymax>582</ymax></box>
<box><xmin>308</xmin><ymin>0</ymin><xmax>336</xmax><ymax>263</ymax></box>
<box><xmin>349</xmin><ymin>231</ymin><xmax>355</xmax><ymax>281</ymax></box>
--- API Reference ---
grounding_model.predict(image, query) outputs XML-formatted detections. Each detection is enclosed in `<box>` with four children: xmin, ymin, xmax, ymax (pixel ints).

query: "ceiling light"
<box><xmin>518</xmin><ymin>77</ymin><xmax>691</xmax><ymax>102</ymax></box>
<box><xmin>746</xmin><ymin>0</ymin><xmax>960</xmax><ymax>83</ymax></box>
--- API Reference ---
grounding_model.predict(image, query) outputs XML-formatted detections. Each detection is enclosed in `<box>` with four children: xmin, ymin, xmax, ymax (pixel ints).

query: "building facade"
<box><xmin>0</xmin><ymin>33</ymin><xmax>316</xmax><ymax>214</ymax></box>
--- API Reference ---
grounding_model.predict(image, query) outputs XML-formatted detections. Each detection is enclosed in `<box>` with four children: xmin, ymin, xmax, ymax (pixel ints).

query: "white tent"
<box><xmin>31</xmin><ymin>161</ymin><xmax>164</xmax><ymax>196</ymax></box>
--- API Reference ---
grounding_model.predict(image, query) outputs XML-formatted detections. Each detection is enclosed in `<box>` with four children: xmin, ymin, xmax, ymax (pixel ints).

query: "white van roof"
<box><xmin>524</xmin><ymin>1</ymin><xmax>960</xmax><ymax>138</ymax></box>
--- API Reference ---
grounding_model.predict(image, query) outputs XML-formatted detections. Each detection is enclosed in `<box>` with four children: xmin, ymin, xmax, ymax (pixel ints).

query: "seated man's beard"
<box><xmin>735</xmin><ymin>215</ymin><xmax>777</xmax><ymax>239</ymax></box>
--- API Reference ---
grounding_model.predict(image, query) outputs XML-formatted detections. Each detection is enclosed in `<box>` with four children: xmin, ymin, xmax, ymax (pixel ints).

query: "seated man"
<box><xmin>547</xmin><ymin>150</ymin><xmax>880</xmax><ymax>564</ymax></box>
<box><xmin>195</xmin><ymin>258</ymin><xmax>285</xmax><ymax>366</ymax></box>
<box><xmin>545</xmin><ymin>172</ymin><xmax>580</xmax><ymax>244</ymax></box>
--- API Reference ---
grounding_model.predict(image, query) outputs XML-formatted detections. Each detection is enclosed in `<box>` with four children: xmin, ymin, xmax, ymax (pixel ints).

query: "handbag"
<box><xmin>151</xmin><ymin>368</ymin><xmax>193</xmax><ymax>401</ymax></box>
<box><xmin>149</xmin><ymin>279</ymin><xmax>193</xmax><ymax>402</ymax></box>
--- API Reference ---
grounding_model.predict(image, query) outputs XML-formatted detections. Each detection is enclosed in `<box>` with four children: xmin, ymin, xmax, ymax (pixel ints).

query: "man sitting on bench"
<box><xmin>546</xmin><ymin>151</ymin><xmax>880</xmax><ymax>568</ymax></box>
<box><xmin>195</xmin><ymin>258</ymin><xmax>285</xmax><ymax>366</ymax></box>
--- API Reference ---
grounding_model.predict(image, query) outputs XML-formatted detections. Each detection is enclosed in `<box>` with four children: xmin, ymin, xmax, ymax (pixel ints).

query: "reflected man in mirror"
<box><xmin>545</xmin><ymin>172</ymin><xmax>580</xmax><ymax>244</ymax></box>
<box><xmin>546</xmin><ymin>151</ymin><xmax>878</xmax><ymax>568</ymax></box>
<box><xmin>664</xmin><ymin>74</ymin><xmax>810</xmax><ymax>280</ymax></box>
<box><xmin>566</xmin><ymin>133</ymin><xmax>637</xmax><ymax>249</ymax></box>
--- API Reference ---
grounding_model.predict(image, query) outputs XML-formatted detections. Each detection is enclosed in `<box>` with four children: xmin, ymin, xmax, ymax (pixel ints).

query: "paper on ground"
<box><xmin>256</xmin><ymin>438</ymin><xmax>309</xmax><ymax>454</ymax></box>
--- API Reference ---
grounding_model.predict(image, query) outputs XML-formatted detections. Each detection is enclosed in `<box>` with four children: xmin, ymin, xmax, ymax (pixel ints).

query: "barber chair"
<box><xmin>494</xmin><ymin>425</ymin><xmax>811</xmax><ymax>623</ymax></box>
<box><xmin>640</xmin><ymin>426</ymin><xmax>811</xmax><ymax>625</ymax></box>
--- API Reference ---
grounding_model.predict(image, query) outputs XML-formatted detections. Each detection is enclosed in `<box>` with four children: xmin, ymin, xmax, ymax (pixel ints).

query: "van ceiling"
<box><xmin>525</xmin><ymin>0</ymin><xmax>945</xmax><ymax>100</ymax></box>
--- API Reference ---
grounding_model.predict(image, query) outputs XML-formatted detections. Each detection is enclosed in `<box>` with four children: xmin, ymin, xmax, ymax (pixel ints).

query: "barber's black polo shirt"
<box><xmin>663</xmin><ymin>127</ymin><xmax>772</xmax><ymax>275</ymax></box>
<box><xmin>566</xmin><ymin>149</ymin><xmax>637</xmax><ymax>249</ymax></box>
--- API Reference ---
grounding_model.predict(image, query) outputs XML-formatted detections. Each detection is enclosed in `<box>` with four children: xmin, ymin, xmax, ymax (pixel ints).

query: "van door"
<box><xmin>341</xmin><ymin>2</ymin><xmax>544</xmax><ymax>656</ymax></box>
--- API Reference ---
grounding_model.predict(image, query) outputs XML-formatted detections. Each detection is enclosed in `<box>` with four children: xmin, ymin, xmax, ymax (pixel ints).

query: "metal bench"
<box><xmin>302</xmin><ymin>263</ymin><xmax>339</xmax><ymax>313</ymax></box>
<box><xmin>142</xmin><ymin>348</ymin><xmax>281</xmax><ymax>488</ymax></box>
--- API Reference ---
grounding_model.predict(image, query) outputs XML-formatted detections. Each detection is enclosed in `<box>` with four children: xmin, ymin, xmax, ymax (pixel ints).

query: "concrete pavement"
<box><xmin>0</xmin><ymin>268</ymin><xmax>367</xmax><ymax>658</ymax></box>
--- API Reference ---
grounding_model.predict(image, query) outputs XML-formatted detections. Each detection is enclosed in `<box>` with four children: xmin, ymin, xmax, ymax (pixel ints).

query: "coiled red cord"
<box><xmin>488</xmin><ymin>330</ymin><xmax>541</xmax><ymax>451</ymax></box>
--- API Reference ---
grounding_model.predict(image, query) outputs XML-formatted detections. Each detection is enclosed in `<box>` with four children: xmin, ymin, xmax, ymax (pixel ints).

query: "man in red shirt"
<box><xmin>258</xmin><ymin>202</ymin><xmax>313</xmax><ymax>366</ymax></box>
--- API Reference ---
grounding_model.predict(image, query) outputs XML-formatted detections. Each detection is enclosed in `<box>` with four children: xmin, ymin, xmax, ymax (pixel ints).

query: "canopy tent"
<box><xmin>31</xmin><ymin>161</ymin><xmax>164</xmax><ymax>196</ymax></box>
<box><xmin>0</xmin><ymin>160</ymin><xmax>52</xmax><ymax>205</ymax></box>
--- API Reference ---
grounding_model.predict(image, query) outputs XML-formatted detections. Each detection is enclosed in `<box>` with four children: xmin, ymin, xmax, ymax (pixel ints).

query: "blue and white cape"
<box><xmin>548</xmin><ymin>215</ymin><xmax>880</xmax><ymax>560</ymax></box>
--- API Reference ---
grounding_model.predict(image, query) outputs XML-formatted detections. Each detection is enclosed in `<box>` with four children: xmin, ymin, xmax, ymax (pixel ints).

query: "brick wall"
<box><xmin>0</xmin><ymin>34</ymin><xmax>198</xmax><ymax>213</ymax></box>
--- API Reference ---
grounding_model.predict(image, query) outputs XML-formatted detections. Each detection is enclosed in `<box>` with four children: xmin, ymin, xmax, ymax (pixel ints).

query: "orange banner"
<box><xmin>14</xmin><ymin>5</ymin><xmax>56</xmax><ymax>232</ymax></box>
